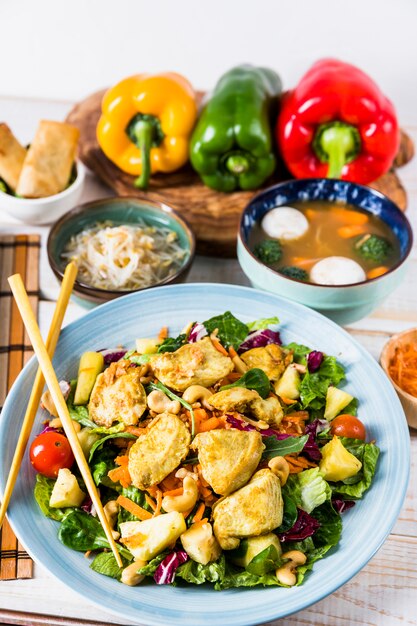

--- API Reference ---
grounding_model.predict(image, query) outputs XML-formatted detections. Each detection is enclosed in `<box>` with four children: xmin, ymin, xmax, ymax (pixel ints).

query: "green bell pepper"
<box><xmin>190</xmin><ymin>65</ymin><xmax>282</xmax><ymax>192</ymax></box>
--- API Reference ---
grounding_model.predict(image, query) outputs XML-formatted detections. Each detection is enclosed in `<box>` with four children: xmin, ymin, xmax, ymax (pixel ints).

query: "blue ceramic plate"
<box><xmin>0</xmin><ymin>284</ymin><xmax>409</xmax><ymax>626</ymax></box>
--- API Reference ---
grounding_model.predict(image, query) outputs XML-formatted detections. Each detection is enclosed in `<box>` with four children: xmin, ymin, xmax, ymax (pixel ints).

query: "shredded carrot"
<box><xmin>228</xmin><ymin>346</ymin><xmax>238</xmax><ymax>358</ymax></box>
<box><xmin>158</xmin><ymin>326</ymin><xmax>168</xmax><ymax>342</ymax></box>
<box><xmin>125</xmin><ymin>425</ymin><xmax>146</xmax><ymax>437</ymax></box>
<box><xmin>332</xmin><ymin>208</ymin><xmax>369</xmax><ymax>225</ymax></box>
<box><xmin>162</xmin><ymin>487</ymin><xmax>183</xmax><ymax>498</ymax></box>
<box><xmin>367</xmin><ymin>266</ymin><xmax>389</xmax><ymax>280</ymax></box>
<box><xmin>108</xmin><ymin>455</ymin><xmax>132</xmax><ymax>488</ymax></box>
<box><xmin>210</xmin><ymin>336</ymin><xmax>229</xmax><ymax>356</ymax></box>
<box><xmin>192</xmin><ymin>502</ymin><xmax>206</xmax><ymax>523</ymax></box>
<box><xmin>117</xmin><ymin>495</ymin><xmax>153</xmax><ymax>520</ymax></box>
<box><xmin>280</xmin><ymin>396</ymin><xmax>298</xmax><ymax>405</ymax></box>
<box><xmin>285</xmin><ymin>454</ymin><xmax>317</xmax><ymax>473</ymax></box>
<box><xmin>114</xmin><ymin>455</ymin><xmax>129</xmax><ymax>466</ymax></box>
<box><xmin>192</xmin><ymin>518</ymin><xmax>209</xmax><ymax>528</ymax></box>
<box><xmin>145</xmin><ymin>494</ymin><xmax>157</xmax><ymax>511</ymax></box>
<box><xmin>159</xmin><ymin>469</ymin><xmax>182</xmax><ymax>492</ymax></box>
<box><xmin>154</xmin><ymin>489</ymin><xmax>162</xmax><ymax>516</ymax></box>
<box><xmin>388</xmin><ymin>342</ymin><xmax>417</xmax><ymax>397</ymax></box>
<box><xmin>199</xmin><ymin>417</ymin><xmax>224</xmax><ymax>432</ymax></box>
<box><xmin>337</xmin><ymin>224</ymin><xmax>367</xmax><ymax>239</ymax></box>
<box><xmin>283</xmin><ymin>412</ymin><xmax>309</xmax><ymax>422</ymax></box>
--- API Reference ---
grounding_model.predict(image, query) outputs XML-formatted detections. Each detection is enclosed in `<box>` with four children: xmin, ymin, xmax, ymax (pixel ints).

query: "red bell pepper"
<box><xmin>277</xmin><ymin>59</ymin><xmax>399</xmax><ymax>184</ymax></box>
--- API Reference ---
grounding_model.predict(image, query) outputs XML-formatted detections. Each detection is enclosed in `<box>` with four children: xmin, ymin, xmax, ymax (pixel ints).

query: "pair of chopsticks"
<box><xmin>1</xmin><ymin>263</ymin><xmax>123</xmax><ymax>568</ymax></box>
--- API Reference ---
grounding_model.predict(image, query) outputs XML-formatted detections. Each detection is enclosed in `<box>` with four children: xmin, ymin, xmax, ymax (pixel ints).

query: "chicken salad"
<box><xmin>31</xmin><ymin>311</ymin><xmax>379</xmax><ymax>589</ymax></box>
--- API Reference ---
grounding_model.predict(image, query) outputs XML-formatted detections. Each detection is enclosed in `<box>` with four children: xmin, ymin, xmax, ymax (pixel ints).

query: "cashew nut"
<box><xmin>182</xmin><ymin>385</ymin><xmax>213</xmax><ymax>409</ymax></box>
<box><xmin>276</xmin><ymin>550</ymin><xmax>307</xmax><ymax>586</ymax></box>
<box><xmin>175</xmin><ymin>468</ymin><xmax>198</xmax><ymax>481</ymax></box>
<box><xmin>104</xmin><ymin>500</ymin><xmax>120</xmax><ymax>540</ymax></box>
<box><xmin>162</xmin><ymin>476</ymin><xmax>199</xmax><ymax>513</ymax></box>
<box><xmin>48</xmin><ymin>417</ymin><xmax>81</xmax><ymax>433</ymax></box>
<box><xmin>147</xmin><ymin>389</ymin><xmax>181</xmax><ymax>414</ymax></box>
<box><xmin>268</xmin><ymin>456</ymin><xmax>290</xmax><ymax>486</ymax></box>
<box><xmin>41</xmin><ymin>389</ymin><xmax>58</xmax><ymax>417</ymax></box>
<box><xmin>121</xmin><ymin>559</ymin><xmax>147</xmax><ymax>586</ymax></box>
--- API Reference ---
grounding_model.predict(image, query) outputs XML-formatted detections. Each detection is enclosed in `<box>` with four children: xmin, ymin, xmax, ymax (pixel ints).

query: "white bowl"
<box><xmin>0</xmin><ymin>161</ymin><xmax>86</xmax><ymax>225</ymax></box>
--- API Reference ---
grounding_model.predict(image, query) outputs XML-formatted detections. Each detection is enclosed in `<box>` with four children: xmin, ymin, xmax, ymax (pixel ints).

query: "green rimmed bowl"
<box><xmin>47</xmin><ymin>197</ymin><xmax>195</xmax><ymax>305</ymax></box>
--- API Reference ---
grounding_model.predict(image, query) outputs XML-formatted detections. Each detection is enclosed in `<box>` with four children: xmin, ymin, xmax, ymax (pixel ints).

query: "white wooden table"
<box><xmin>0</xmin><ymin>97</ymin><xmax>416</xmax><ymax>626</ymax></box>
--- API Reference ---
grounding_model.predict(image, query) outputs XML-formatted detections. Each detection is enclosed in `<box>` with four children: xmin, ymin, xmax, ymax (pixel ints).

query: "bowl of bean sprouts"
<box><xmin>47</xmin><ymin>197</ymin><xmax>195</xmax><ymax>304</ymax></box>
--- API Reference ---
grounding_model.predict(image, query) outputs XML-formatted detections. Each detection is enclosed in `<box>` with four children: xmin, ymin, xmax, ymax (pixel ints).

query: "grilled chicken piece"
<box><xmin>150</xmin><ymin>337</ymin><xmax>234</xmax><ymax>392</ymax></box>
<box><xmin>128</xmin><ymin>412</ymin><xmax>191</xmax><ymax>489</ymax></box>
<box><xmin>209</xmin><ymin>387</ymin><xmax>283</xmax><ymax>426</ymax></box>
<box><xmin>240</xmin><ymin>344</ymin><xmax>291</xmax><ymax>381</ymax></box>
<box><xmin>192</xmin><ymin>429</ymin><xmax>264</xmax><ymax>495</ymax></box>
<box><xmin>212</xmin><ymin>469</ymin><xmax>283</xmax><ymax>549</ymax></box>
<box><xmin>89</xmin><ymin>365</ymin><xmax>147</xmax><ymax>428</ymax></box>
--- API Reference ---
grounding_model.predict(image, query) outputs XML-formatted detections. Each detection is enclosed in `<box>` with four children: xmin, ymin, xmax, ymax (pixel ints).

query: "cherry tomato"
<box><xmin>330</xmin><ymin>415</ymin><xmax>366</xmax><ymax>440</ymax></box>
<box><xmin>29</xmin><ymin>432</ymin><xmax>74</xmax><ymax>478</ymax></box>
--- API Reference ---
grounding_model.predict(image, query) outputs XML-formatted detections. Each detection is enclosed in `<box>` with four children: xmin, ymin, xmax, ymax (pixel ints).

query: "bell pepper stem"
<box><xmin>132</xmin><ymin>121</ymin><xmax>153</xmax><ymax>189</ymax></box>
<box><xmin>313</xmin><ymin>122</ymin><xmax>361</xmax><ymax>179</ymax></box>
<box><xmin>225</xmin><ymin>153</ymin><xmax>250</xmax><ymax>174</ymax></box>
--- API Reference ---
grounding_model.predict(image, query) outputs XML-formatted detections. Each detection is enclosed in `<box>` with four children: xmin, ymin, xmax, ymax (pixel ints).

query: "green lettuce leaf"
<box><xmin>203</xmin><ymin>311</ymin><xmax>248</xmax><ymax>349</ymax></box>
<box><xmin>90</xmin><ymin>551</ymin><xmax>128</xmax><ymax>580</ymax></box>
<box><xmin>276</xmin><ymin>494</ymin><xmax>298</xmax><ymax>533</ymax></box>
<box><xmin>246</xmin><ymin>545</ymin><xmax>283</xmax><ymax>576</ymax></box>
<box><xmin>299</xmin><ymin>356</ymin><xmax>346</xmax><ymax>414</ymax></box>
<box><xmin>117</xmin><ymin>486</ymin><xmax>154</xmax><ymax>524</ymax></box>
<box><xmin>157</xmin><ymin>334</ymin><xmax>187</xmax><ymax>353</ymax></box>
<box><xmin>88</xmin><ymin>432</ymin><xmax>136</xmax><ymax>462</ymax></box>
<box><xmin>34</xmin><ymin>474</ymin><xmax>68</xmax><ymax>521</ymax></box>
<box><xmin>66</xmin><ymin>382</ymin><xmax>96</xmax><ymax>428</ymax></box>
<box><xmin>283</xmin><ymin>342</ymin><xmax>311</xmax><ymax>364</ymax></box>
<box><xmin>137</xmin><ymin>552</ymin><xmax>168</xmax><ymax>576</ymax></box>
<box><xmin>90</xmin><ymin>446</ymin><xmax>118</xmax><ymax>488</ymax></box>
<box><xmin>128</xmin><ymin>353</ymin><xmax>151</xmax><ymax>365</ymax></box>
<box><xmin>220</xmin><ymin>368</ymin><xmax>271</xmax><ymax>399</ymax></box>
<box><xmin>247</xmin><ymin>316</ymin><xmax>279</xmax><ymax>331</ymax></box>
<box><xmin>58</xmin><ymin>509</ymin><xmax>132</xmax><ymax>559</ymax></box>
<box><xmin>262</xmin><ymin>434</ymin><xmax>308</xmax><ymax>459</ymax></box>
<box><xmin>285</xmin><ymin>468</ymin><xmax>331</xmax><ymax>513</ymax></box>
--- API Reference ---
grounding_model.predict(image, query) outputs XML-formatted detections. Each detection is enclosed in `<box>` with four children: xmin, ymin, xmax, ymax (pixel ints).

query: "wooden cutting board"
<box><xmin>66</xmin><ymin>90</ymin><xmax>414</xmax><ymax>257</ymax></box>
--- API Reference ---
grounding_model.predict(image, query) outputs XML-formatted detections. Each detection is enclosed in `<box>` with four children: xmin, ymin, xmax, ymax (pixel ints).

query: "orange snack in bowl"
<box><xmin>388</xmin><ymin>342</ymin><xmax>417</xmax><ymax>397</ymax></box>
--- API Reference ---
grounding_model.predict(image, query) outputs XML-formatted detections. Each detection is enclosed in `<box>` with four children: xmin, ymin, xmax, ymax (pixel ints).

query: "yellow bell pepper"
<box><xmin>97</xmin><ymin>73</ymin><xmax>197</xmax><ymax>189</ymax></box>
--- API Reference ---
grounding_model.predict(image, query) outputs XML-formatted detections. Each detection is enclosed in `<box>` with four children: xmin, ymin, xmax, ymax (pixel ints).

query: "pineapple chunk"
<box><xmin>181</xmin><ymin>522</ymin><xmax>222</xmax><ymax>565</ymax></box>
<box><xmin>135</xmin><ymin>338</ymin><xmax>159</xmax><ymax>355</ymax></box>
<box><xmin>49</xmin><ymin>468</ymin><xmax>86</xmax><ymax>508</ymax></box>
<box><xmin>324</xmin><ymin>386</ymin><xmax>353</xmax><ymax>421</ymax></box>
<box><xmin>77</xmin><ymin>427</ymin><xmax>101</xmax><ymax>458</ymax></box>
<box><xmin>120</xmin><ymin>512</ymin><xmax>186</xmax><ymax>561</ymax></box>
<box><xmin>319</xmin><ymin>436</ymin><xmax>362</xmax><ymax>482</ymax></box>
<box><xmin>74</xmin><ymin>351</ymin><xmax>104</xmax><ymax>405</ymax></box>
<box><xmin>230</xmin><ymin>533</ymin><xmax>282</xmax><ymax>568</ymax></box>
<box><xmin>274</xmin><ymin>364</ymin><xmax>301</xmax><ymax>400</ymax></box>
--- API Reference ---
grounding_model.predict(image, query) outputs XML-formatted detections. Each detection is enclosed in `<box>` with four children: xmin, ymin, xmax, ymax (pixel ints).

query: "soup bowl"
<box><xmin>237</xmin><ymin>178</ymin><xmax>413</xmax><ymax>325</ymax></box>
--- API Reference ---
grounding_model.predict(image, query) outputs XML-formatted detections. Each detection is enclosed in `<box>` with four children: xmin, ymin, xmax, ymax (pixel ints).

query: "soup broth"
<box><xmin>249</xmin><ymin>200</ymin><xmax>401</xmax><ymax>285</ymax></box>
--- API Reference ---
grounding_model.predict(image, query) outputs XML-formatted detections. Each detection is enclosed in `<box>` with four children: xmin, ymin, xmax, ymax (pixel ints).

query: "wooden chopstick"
<box><xmin>7</xmin><ymin>274</ymin><xmax>124</xmax><ymax>568</ymax></box>
<box><xmin>0</xmin><ymin>262</ymin><xmax>78</xmax><ymax>532</ymax></box>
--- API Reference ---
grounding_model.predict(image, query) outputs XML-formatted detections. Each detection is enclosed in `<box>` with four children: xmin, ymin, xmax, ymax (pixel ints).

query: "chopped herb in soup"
<box><xmin>249</xmin><ymin>201</ymin><xmax>400</xmax><ymax>285</ymax></box>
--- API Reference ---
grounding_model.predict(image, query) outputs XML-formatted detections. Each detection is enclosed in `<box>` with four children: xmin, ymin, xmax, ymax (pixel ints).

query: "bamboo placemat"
<box><xmin>0</xmin><ymin>234</ymin><xmax>40</xmax><ymax>580</ymax></box>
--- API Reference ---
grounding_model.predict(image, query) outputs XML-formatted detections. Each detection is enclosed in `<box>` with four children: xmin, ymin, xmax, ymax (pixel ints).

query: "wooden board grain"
<box><xmin>67</xmin><ymin>89</ymin><xmax>412</xmax><ymax>256</ymax></box>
